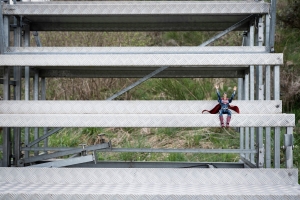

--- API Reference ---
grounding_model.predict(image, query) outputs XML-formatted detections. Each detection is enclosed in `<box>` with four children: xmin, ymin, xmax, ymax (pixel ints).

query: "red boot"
<box><xmin>219</xmin><ymin>116</ymin><xmax>224</xmax><ymax>127</ymax></box>
<box><xmin>226</xmin><ymin>116</ymin><xmax>231</xmax><ymax>127</ymax></box>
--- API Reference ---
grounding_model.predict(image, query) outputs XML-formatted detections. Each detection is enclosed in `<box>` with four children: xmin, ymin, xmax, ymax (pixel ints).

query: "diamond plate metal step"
<box><xmin>5</xmin><ymin>46</ymin><xmax>269</xmax><ymax>54</ymax></box>
<box><xmin>0</xmin><ymin>113</ymin><xmax>294</xmax><ymax>127</ymax></box>
<box><xmin>0</xmin><ymin>53</ymin><xmax>283</xmax><ymax>67</ymax></box>
<box><xmin>0</xmin><ymin>100</ymin><xmax>282</xmax><ymax>114</ymax></box>
<box><xmin>0</xmin><ymin>168</ymin><xmax>299</xmax><ymax>199</ymax></box>
<box><xmin>0</xmin><ymin>100</ymin><xmax>292</xmax><ymax>127</ymax></box>
<box><xmin>2</xmin><ymin>1</ymin><xmax>270</xmax><ymax>31</ymax></box>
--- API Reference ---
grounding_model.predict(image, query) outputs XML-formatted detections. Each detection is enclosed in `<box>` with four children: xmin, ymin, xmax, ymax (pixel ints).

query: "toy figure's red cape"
<box><xmin>202</xmin><ymin>104</ymin><xmax>240</xmax><ymax>114</ymax></box>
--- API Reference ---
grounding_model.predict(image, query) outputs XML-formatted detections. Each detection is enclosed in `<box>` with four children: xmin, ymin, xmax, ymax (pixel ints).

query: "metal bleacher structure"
<box><xmin>0</xmin><ymin>0</ymin><xmax>299</xmax><ymax>199</ymax></box>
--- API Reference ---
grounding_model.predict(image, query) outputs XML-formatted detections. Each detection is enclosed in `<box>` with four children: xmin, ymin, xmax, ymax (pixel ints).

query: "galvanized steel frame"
<box><xmin>0</xmin><ymin>0</ymin><xmax>294</xmax><ymax>172</ymax></box>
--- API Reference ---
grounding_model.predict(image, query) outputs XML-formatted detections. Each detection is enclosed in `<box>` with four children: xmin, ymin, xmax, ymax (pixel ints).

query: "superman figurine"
<box><xmin>202</xmin><ymin>85</ymin><xmax>239</xmax><ymax>127</ymax></box>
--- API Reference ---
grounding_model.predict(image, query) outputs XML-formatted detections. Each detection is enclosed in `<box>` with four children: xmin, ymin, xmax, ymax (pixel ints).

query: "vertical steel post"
<box><xmin>24</xmin><ymin>24</ymin><xmax>30</xmax><ymax>159</ymax></box>
<box><xmin>41</xmin><ymin>77</ymin><xmax>48</xmax><ymax>153</ymax></box>
<box><xmin>265</xmin><ymin>16</ymin><xmax>272</xmax><ymax>168</ymax></box>
<box><xmin>284</xmin><ymin>127</ymin><xmax>293</xmax><ymax>169</ymax></box>
<box><xmin>255</xmin><ymin>17</ymin><xmax>265</xmax><ymax>168</ymax></box>
<box><xmin>34</xmin><ymin>69</ymin><xmax>40</xmax><ymax>156</ymax></box>
<box><xmin>3</xmin><ymin>66</ymin><xmax>11</xmax><ymax>167</ymax></box>
<box><xmin>240</xmin><ymin>73</ymin><xmax>249</xmax><ymax>157</ymax></box>
<box><xmin>0</xmin><ymin>2</ymin><xmax>5</xmax><ymax>54</ymax></box>
<box><xmin>269</xmin><ymin>0</ymin><xmax>277</xmax><ymax>52</ymax></box>
<box><xmin>274</xmin><ymin>65</ymin><xmax>280</xmax><ymax>168</ymax></box>
<box><xmin>238</xmin><ymin>31</ymin><xmax>247</xmax><ymax>146</ymax></box>
<box><xmin>274</xmin><ymin>66</ymin><xmax>280</xmax><ymax>100</ymax></box>
<box><xmin>13</xmin><ymin>16</ymin><xmax>22</xmax><ymax>166</ymax></box>
<box><xmin>2</xmin><ymin>14</ymin><xmax>11</xmax><ymax>167</ymax></box>
<box><xmin>238</xmin><ymin>78</ymin><xmax>244</xmax><ymax>147</ymax></box>
<box><xmin>244</xmin><ymin>72</ymin><xmax>249</xmax><ymax>160</ymax></box>
<box><xmin>238</xmin><ymin>78</ymin><xmax>243</xmax><ymax>100</ymax></box>
<box><xmin>249</xmin><ymin>22</ymin><xmax>255</xmax><ymax>163</ymax></box>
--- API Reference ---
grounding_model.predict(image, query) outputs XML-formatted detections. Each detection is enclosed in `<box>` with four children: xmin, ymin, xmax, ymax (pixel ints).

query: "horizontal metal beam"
<box><xmin>21</xmin><ymin>143</ymin><xmax>109</xmax><ymax>164</ymax></box>
<box><xmin>0</xmin><ymin>67</ymin><xmax>247</xmax><ymax>78</ymax></box>
<box><xmin>5</xmin><ymin>46</ymin><xmax>269</xmax><ymax>54</ymax></box>
<box><xmin>70</xmin><ymin>161</ymin><xmax>245</xmax><ymax>169</ymax></box>
<box><xmin>0</xmin><ymin>79</ymin><xmax>16</xmax><ymax>86</ymax></box>
<box><xmin>0</xmin><ymin>114</ymin><xmax>295</xmax><ymax>127</ymax></box>
<box><xmin>22</xmin><ymin>147</ymin><xmax>256</xmax><ymax>154</ymax></box>
<box><xmin>98</xmin><ymin>148</ymin><xmax>256</xmax><ymax>154</ymax></box>
<box><xmin>0</xmin><ymin>100</ymin><xmax>283</xmax><ymax>114</ymax></box>
<box><xmin>0</xmin><ymin>53</ymin><xmax>283</xmax><ymax>67</ymax></box>
<box><xmin>29</xmin><ymin>155</ymin><xmax>94</xmax><ymax>168</ymax></box>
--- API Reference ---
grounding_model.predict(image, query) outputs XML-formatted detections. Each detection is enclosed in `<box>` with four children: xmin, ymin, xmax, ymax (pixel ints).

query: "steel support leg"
<box><xmin>274</xmin><ymin>127</ymin><xmax>281</xmax><ymax>168</ymax></box>
<box><xmin>13</xmin><ymin>17</ymin><xmax>22</xmax><ymax>166</ymax></box>
<box><xmin>41</xmin><ymin>77</ymin><xmax>48</xmax><ymax>154</ymax></box>
<box><xmin>34</xmin><ymin>69</ymin><xmax>40</xmax><ymax>156</ymax></box>
<box><xmin>243</xmin><ymin>71</ymin><xmax>249</xmax><ymax>160</ymax></box>
<box><xmin>24</xmin><ymin>24</ymin><xmax>31</xmax><ymax>159</ymax></box>
<box><xmin>269</xmin><ymin>0</ymin><xmax>277</xmax><ymax>52</ymax></box>
<box><xmin>265</xmin><ymin>127</ymin><xmax>271</xmax><ymax>168</ymax></box>
<box><xmin>2</xmin><ymin>15</ymin><xmax>11</xmax><ymax>167</ymax></box>
<box><xmin>3</xmin><ymin>67</ymin><xmax>11</xmax><ymax>167</ymax></box>
<box><xmin>0</xmin><ymin>3</ymin><xmax>5</xmax><ymax>54</ymax></box>
<box><xmin>249</xmin><ymin>22</ymin><xmax>255</xmax><ymax>164</ymax></box>
<box><xmin>274</xmin><ymin>65</ymin><xmax>281</xmax><ymax>168</ymax></box>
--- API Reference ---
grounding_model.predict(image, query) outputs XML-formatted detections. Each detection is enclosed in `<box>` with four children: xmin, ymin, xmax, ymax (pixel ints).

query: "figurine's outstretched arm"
<box><xmin>229</xmin><ymin>86</ymin><xmax>237</xmax><ymax>103</ymax></box>
<box><xmin>215</xmin><ymin>85</ymin><xmax>221</xmax><ymax>103</ymax></box>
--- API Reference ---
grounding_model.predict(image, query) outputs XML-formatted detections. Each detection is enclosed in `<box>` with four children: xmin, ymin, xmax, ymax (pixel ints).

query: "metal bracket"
<box><xmin>257</xmin><ymin>147</ymin><xmax>264</xmax><ymax>168</ymax></box>
<box><xmin>283</xmin><ymin>133</ymin><xmax>294</xmax><ymax>150</ymax></box>
<box><xmin>79</xmin><ymin>144</ymin><xmax>87</xmax><ymax>156</ymax></box>
<box><xmin>258</xmin><ymin>22</ymin><xmax>264</xmax><ymax>43</ymax></box>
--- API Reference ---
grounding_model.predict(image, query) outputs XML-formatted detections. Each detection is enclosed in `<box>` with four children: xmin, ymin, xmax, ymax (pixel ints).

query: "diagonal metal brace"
<box><xmin>28</xmin><ymin>154</ymin><xmax>95</xmax><ymax>168</ymax></box>
<box><xmin>200</xmin><ymin>14</ymin><xmax>256</xmax><ymax>47</ymax></box>
<box><xmin>106</xmin><ymin>66</ymin><xmax>168</xmax><ymax>100</ymax></box>
<box><xmin>20</xmin><ymin>143</ymin><xmax>109</xmax><ymax>164</ymax></box>
<box><xmin>26</xmin><ymin>127</ymin><xmax>63</xmax><ymax>147</ymax></box>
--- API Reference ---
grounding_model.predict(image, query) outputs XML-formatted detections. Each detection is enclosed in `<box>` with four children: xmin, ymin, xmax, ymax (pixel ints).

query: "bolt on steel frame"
<box><xmin>0</xmin><ymin>0</ymin><xmax>295</xmax><ymax>169</ymax></box>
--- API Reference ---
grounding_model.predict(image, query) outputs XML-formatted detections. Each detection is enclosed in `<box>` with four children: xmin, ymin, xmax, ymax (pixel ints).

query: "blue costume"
<box><xmin>217</xmin><ymin>89</ymin><xmax>236</xmax><ymax>117</ymax></box>
<box><xmin>217</xmin><ymin>89</ymin><xmax>236</xmax><ymax>127</ymax></box>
